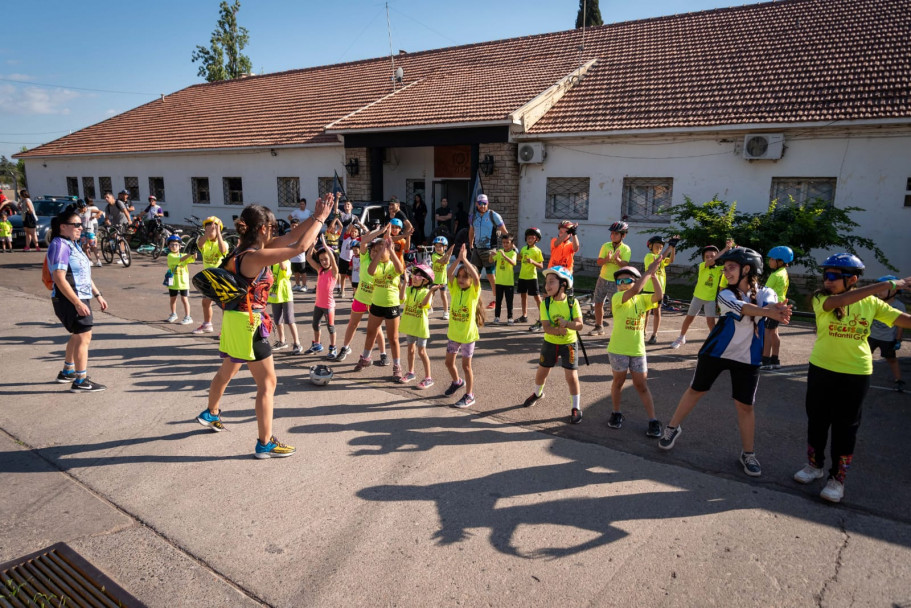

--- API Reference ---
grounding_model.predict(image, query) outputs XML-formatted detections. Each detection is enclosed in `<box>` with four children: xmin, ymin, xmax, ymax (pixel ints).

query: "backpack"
<box><xmin>41</xmin><ymin>257</ymin><xmax>54</xmax><ymax>290</ymax></box>
<box><xmin>191</xmin><ymin>249</ymin><xmax>266</xmax><ymax>322</ymax></box>
<box><xmin>542</xmin><ymin>294</ymin><xmax>589</xmax><ymax>365</ymax></box>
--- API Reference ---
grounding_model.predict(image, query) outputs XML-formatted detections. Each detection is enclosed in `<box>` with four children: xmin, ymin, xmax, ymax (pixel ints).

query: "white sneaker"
<box><xmin>442</xmin><ymin>313</ymin><xmax>449</xmax><ymax>320</ymax></box>
<box><xmin>493</xmin><ymin>317</ymin><xmax>501</xmax><ymax>324</ymax></box>
<box><xmin>116</xmin><ymin>259</ymin><xmax>123</xmax><ymax>265</ymax></box>
<box><xmin>820</xmin><ymin>478</ymin><xmax>844</xmax><ymax>503</ymax></box>
<box><xmin>670</xmin><ymin>336</ymin><xmax>686</xmax><ymax>349</ymax></box>
<box><xmin>95</xmin><ymin>261</ymin><xmax>103</xmax><ymax>267</ymax></box>
<box><xmin>793</xmin><ymin>464</ymin><xmax>826</xmax><ymax>484</ymax></box>
<box><xmin>166</xmin><ymin>313</ymin><xmax>178</xmax><ymax>323</ymax></box>
<box><xmin>180</xmin><ymin>316</ymin><xmax>193</xmax><ymax>325</ymax></box>
<box><xmin>507</xmin><ymin>318</ymin><xmax>514</xmax><ymax>325</ymax></box>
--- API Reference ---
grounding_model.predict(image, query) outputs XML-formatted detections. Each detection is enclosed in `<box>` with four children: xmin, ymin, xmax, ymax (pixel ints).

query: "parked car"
<box><xmin>8</xmin><ymin>196</ymin><xmax>79</xmax><ymax>246</ymax></box>
<box><xmin>351</xmin><ymin>202</ymin><xmax>389</xmax><ymax>230</ymax></box>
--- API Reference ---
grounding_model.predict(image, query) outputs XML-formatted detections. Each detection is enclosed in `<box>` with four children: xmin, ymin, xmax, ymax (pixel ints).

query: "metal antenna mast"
<box><xmin>386</xmin><ymin>2</ymin><xmax>397</xmax><ymax>92</ymax></box>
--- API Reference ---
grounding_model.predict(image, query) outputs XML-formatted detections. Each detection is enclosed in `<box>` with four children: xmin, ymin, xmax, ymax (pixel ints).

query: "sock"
<box><xmin>63</xmin><ymin>361</ymin><xmax>75</xmax><ymax>372</ymax></box>
<box><xmin>571</xmin><ymin>394</ymin><xmax>580</xmax><ymax>410</ymax></box>
<box><xmin>74</xmin><ymin>370</ymin><xmax>87</xmax><ymax>384</ymax></box>
<box><xmin>393</xmin><ymin>358</ymin><xmax>400</xmax><ymax>366</ymax></box>
<box><xmin>362</xmin><ymin>350</ymin><xmax>370</xmax><ymax>359</ymax></box>
<box><xmin>535</xmin><ymin>384</ymin><xmax>545</xmax><ymax>397</ymax></box>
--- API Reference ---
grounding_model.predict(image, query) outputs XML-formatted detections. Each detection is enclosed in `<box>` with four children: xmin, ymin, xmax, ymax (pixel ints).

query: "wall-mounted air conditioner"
<box><xmin>518</xmin><ymin>142</ymin><xmax>546</xmax><ymax>164</ymax></box>
<box><xmin>742</xmin><ymin>134</ymin><xmax>784</xmax><ymax>160</ymax></box>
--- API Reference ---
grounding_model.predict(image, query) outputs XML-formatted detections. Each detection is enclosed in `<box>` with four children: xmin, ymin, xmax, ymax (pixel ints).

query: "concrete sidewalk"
<box><xmin>2</xmin><ymin>287</ymin><xmax>911</xmax><ymax>607</ymax></box>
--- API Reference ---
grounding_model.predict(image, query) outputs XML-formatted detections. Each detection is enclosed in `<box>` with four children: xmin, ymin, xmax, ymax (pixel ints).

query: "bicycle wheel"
<box><xmin>101</xmin><ymin>237</ymin><xmax>114</xmax><ymax>263</ymax></box>
<box><xmin>151</xmin><ymin>233</ymin><xmax>167</xmax><ymax>260</ymax></box>
<box><xmin>225</xmin><ymin>233</ymin><xmax>240</xmax><ymax>255</ymax></box>
<box><xmin>118</xmin><ymin>238</ymin><xmax>132</xmax><ymax>267</ymax></box>
<box><xmin>184</xmin><ymin>237</ymin><xmax>198</xmax><ymax>258</ymax></box>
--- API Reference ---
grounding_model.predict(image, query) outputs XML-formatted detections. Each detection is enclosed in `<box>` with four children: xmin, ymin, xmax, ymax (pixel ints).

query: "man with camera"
<box><xmin>549</xmin><ymin>220</ymin><xmax>580</xmax><ymax>272</ymax></box>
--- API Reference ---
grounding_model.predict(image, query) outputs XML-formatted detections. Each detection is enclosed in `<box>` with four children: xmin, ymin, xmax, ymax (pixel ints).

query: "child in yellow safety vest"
<box><xmin>670</xmin><ymin>240</ymin><xmax>733</xmax><ymax>349</ymax></box>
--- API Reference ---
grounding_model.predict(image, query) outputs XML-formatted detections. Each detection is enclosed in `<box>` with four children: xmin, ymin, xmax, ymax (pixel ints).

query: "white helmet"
<box><xmin>309</xmin><ymin>365</ymin><xmax>334</xmax><ymax>386</ymax></box>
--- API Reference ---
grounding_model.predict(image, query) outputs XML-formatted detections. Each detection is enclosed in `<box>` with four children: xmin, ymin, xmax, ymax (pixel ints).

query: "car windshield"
<box><xmin>34</xmin><ymin>200</ymin><xmax>68</xmax><ymax>216</ymax></box>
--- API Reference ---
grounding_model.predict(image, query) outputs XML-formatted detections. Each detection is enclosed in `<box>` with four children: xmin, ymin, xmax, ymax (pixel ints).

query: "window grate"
<box><xmin>623</xmin><ymin>178</ymin><xmax>673</xmax><ymax>223</ymax></box>
<box><xmin>124</xmin><ymin>176</ymin><xmax>139</xmax><ymax>201</ymax></box>
<box><xmin>277</xmin><ymin>177</ymin><xmax>300</xmax><ymax>208</ymax></box>
<box><xmin>66</xmin><ymin>177</ymin><xmax>79</xmax><ymax>197</ymax></box>
<box><xmin>770</xmin><ymin>177</ymin><xmax>836</xmax><ymax>206</ymax></box>
<box><xmin>223</xmin><ymin>177</ymin><xmax>243</xmax><ymax>205</ymax></box>
<box><xmin>148</xmin><ymin>177</ymin><xmax>165</xmax><ymax>202</ymax></box>
<box><xmin>545</xmin><ymin>177</ymin><xmax>589</xmax><ymax>220</ymax></box>
<box><xmin>192</xmin><ymin>177</ymin><xmax>210</xmax><ymax>205</ymax></box>
<box><xmin>99</xmin><ymin>177</ymin><xmax>112</xmax><ymax>197</ymax></box>
<box><xmin>317</xmin><ymin>176</ymin><xmax>335</xmax><ymax>199</ymax></box>
<box><xmin>81</xmin><ymin>177</ymin><xmax>95</xmax><ymax>200</ymax></box>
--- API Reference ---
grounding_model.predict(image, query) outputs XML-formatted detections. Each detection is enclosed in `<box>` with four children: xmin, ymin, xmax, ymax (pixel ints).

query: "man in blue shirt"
<box><xmin>468</xmin><ymin>194</ymin><xmax>508</xmax><ymax>306</ymax></box>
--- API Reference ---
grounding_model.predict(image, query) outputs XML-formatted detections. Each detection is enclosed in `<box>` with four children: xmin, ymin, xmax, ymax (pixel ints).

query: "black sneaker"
<box><xmin>444</xmin><ymin>379</ymin><xmax>465</xmax><ymax>396</ymax></box>
<box><xmin>516</xmin><ymin>315</ymin><xmax>528</xmax><ymax>324</ymax></box>
<box><xmin>896</xmin><ymin>379</ymin><xmax>906</xmax><ymax>393</ymax></box>
<box><xmin>569</xmin><ymin>408</ymin><xmax>583</xmax><ymax>424</ymax></box>
<box><xmin>334</xmin><ymin>346</ymin><xmax>351</xmax><ymax>362</ymax></box>
<box><xmin>607</xmin><ymin>411</ymin><xmax>624</xmax><ymax>429</ymax></box>
<box><xmin>528</xmin><ymin>320</ymin><xmax>542</xmax><ymax>332</ymax></box>
<box><xmin>658</xmin><ymin>425</ymin><xmax>681</xmax><ymax>450</ymax></box>
<box><xmin>70</xmin><ymin>377</ymin><xmax>107</xmax><ymax>393</ymax></box>
<box><xmin>646</xmin><ymin>419</ymin><xmax>662</xmax><ymax>438</ymax></box>
<box><xmin>375</xmin><ymin>353</ymin><xmax>391</xmax><ymax>367</ymax></box>
<box><xmin>740</xmin><ymin>452</ymin><xmax>762</xmax><ymax>477</ymax></box>
<box><xmin>56</xmin><ymin>370</ymin><xmax>77</xmax><ymax>384</ymax></box>
<box><xmin>523</xmin><ymin>392</ymin><xmax>543</xmax><ymax>407</ymax></box>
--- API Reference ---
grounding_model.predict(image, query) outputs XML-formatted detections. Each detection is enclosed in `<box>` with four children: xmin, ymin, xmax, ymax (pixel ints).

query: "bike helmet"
<box><xmin>542</xmin><ymin>266</ymin><xmax>573</xmax><ymax>290</ymax></box>
<box><xmin>558</xmin><ymin>220</ymin><xmax>577</xmax><ymax>230</ymax></box>
<box><xmin>309</xmin><ymin>365</ymin><xmax>334</xmax><ymax>386</ymax></box>
<box><xmin>75</xmin><ymin>199</ymin><xmax>87</xmax><ymax>209</ymax></box>
<box><xmin>412</xmin><ymin>263</ymin><xmax>434</xmax><ymax>282</ymax></box>
<box><xmin>390</xmin><ymin>218</ymin><xmax>403</xmax><ymax>229</ymax></box>
<box><xmin>524</xmin><ymin>227</ymin><xmax>542</xmax><ymax>242</ymax></box>
<box><xmin>166</xmin><ymin>235</ymin><xmax>182</xmax><ymax>245</ymax></box>
<box><xmin>821</xmin><ymin>253</ymin><xmax>864</xmax><ymax>274</ymax></box>
<box><xmin>614</xmin><ymin>266</ymin><xmax>642</xmax><ymax>280</ymax></box>
<box><xmin>432</xmin><ymin>235</ymin><xmax>449</xmax><ymax>247</ymax></box>
<box><xmin>716</xmin><ymin>247</ymin><xmax>763</xmax><ymax>275</ymax></box>
<box><xmin>701</xmin><ymin>245</ymin><xmax>720</xmax><ymax>254</ymax></box>
<box><xmin>877</xmin><ymin>275</ymin><xmax>902</xmax><ymax>293</ymax></box>
<box><xmin>203</xmin><ymin>216</ymin><xmax>223</xmax><ymax>229</ymax></box>
<box><xmin>647</xmin><ymin>236</ymin><xmax>665</xmax><ymax>248</ymax></box>
<box><xmin>608</xmin><ymin>221</ymin><xmax>629</xmax><ymax>233</ymax></box>
<box><xmin>768</xmin><ymin>245</ymin><xmax>794</xmax><ymax>264</ymax></box>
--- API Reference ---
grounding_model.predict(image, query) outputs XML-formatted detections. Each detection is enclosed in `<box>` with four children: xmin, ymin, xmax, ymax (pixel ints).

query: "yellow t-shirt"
<box><xmin>693</xmin><ymin>262</ymin><xmax>727</xmax><ymax>301</ymax></box>
<box><xmin>268</xmin><ymin>262</ymin><xmax>292</xmax><ymax>304</ymax></box>
<box><xmin>494</xmin><ymin>249</ymin><xmax>517</xmax><ymax>286</ymax></box>
<box><xmin>766</xmin><ymin>267</ymin><xmax>789</xmax><ymax>303</ymax></box>
<box><xmin>519</xmin><ymin>245</ymin><xmax>543</xmax><ymax>280</ymax></box>
<box><xmin>400</xmin><ymin>286</ymin><xmax>431</xmax><ymax>339</ymax></box>
<box><xmin>607</xmin><ymin>292</ymin><xmax>654</xmax><ymax>357</ymax></box>
<box><xmin>540</xmin><ymin>296</ymin><xmax>583</xmax><ymax>345</ymax></box>
<box><xmin>370</xmin><ymin>260</ymin><xmax>401</xmax><ymax>307</ymax></box>
<box><xmin>431</xmin><ymin>251</ymin><xmax>449</xmax><ymax>285</ymax></box>
<box><xmin>809</xmin><ymin>294</ymin><xmax>902</xmax><ymax>375</ymax></box>
<box><xmin>643</xmin><ymin>252</ymin><xmax>670</xmax><ymax>292</ymax></box>
<box><xmin>447</xmin><ymin>279</ymin><xmax>480</xmax><ymax>344</ymax></box>
<box><xmin>354</xmin><ymin>251</ymin><xmax>377</xmax><ymax>305</ymax></box>
<box><xmin>0</xmin><ymin>220</ymin><xmax>12</xmax><ymax>238</ymax></box>
<box><xmin>201</xmin><ymin>239</ymin><xmax>225</xmax><ymax>269</ymax></box>
<box><xmin>598</xmin><ymin>242</ymin><xmax>632</xmax><ymax>281</ymax></box>
<box><xmin>167</xmin><ymin>251</ymin><xmax>194</xmax><ymax>291</ymax></box>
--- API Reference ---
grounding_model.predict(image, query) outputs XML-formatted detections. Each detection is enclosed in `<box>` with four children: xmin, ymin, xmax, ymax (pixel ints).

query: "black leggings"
<box><xmin>805</xmin><ymin>363</ymin><xmax>870</xmax><ymax>482</ymax></box>
<box><xmin>495</xmin><ymin>285</ymin><xmax>514</xmax><ymax>319</ymax></box>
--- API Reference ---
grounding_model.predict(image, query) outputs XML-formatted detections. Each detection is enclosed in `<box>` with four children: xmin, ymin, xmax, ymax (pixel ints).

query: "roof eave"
<box><xmin>14</xmin><ymin>141</ymin><xmax>343</xmax><ymax>160</ymax></box>
<box><xmin>327</xmin><ymin>119</ymin><xmax>512</xmax><ymax>135</ymax></box>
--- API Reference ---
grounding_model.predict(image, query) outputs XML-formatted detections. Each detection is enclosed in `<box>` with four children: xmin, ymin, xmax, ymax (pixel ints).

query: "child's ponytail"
<box><xmin>475</xmin><ymin>297</ymin><xmax>486</xmax><ymax>327</ymax></box>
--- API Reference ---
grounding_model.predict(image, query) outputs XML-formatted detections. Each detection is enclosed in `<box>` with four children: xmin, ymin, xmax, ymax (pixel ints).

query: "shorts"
<box><xmin>53</xmin><ymin>297</ymin><xmax>94</xmax><ymax>335</ymax></box>
<box><xmin>687</xmin><ymin>296</ymin><xmax>717</xmax><ymax>317</ymax></box>
<box><xmin>593</xmin><ymin>276</ymin><xmax>618</xmax><ymax>310</ymax></box>
<box><xmin>766</xmin><ymin>319</ymin><xmax>780</xmax><ymax>330</ymax></box>
<box><xmin>690</xmin><ymin>354</ymin><xmax>760</xmax><ymax>405</ymax></box>
<box><xmin>516</xmin><ymin>277</ymin><xmax>539</xmax><ymax>297</ymax></box>
<box><xmin>0</xmin><ymin>236</ymin><xmax>11</xmax><ymax>244</ymax></box>
<box><xmin>433</xmin><ymin>282</ymin><xmax>447</xmax><ymax>293</ymax></box>
<box><xmin>339</xmin><ymin>258</ymin><xmax>351</xmax><ymax>276</ymax></box>
<box><xmin>370</xmin><ymin>303</ymin><xmax>401</xmax><ymax>319</ymax></box>
<box><xmin>470</xmin><ymin>247</ymin><xmax>495</xmax><ymax>275</ymax></box>
<box><xmin>220</xmin><ymin>337</ymin><xmax>271</xmax><ymax>363</ymax></box>
<box><xmin>608</xmin><ymin>353</ymin><xmax>648</xmax><ymax>374</ymax></box>
<box><xmin>290</xmin><ymin>262</ymin><xmax>307</xmax><ymax>275</ymax></box>
<box><xmin>446</xmin><ymin>340</ymin><xmax>476</xmax><ymax>358</ymax></box>
<box><xmin>868</xmin><ymin>337</ymin><xmax>897</xmax><ymax>359</ymax></box>
<box><xmin>405</xmin><ymin>335</ymin><xmax>428</xmax><ymax>348</ymax></box>
<box><xmin>271</xmin><ymin>300</ymin><xmax>295</xmax><ymax>325</ymax></box>
<box><xmin>539</xmin><ymin>341</ymin><xmax>577</xmax><ymax>370</ymax></box>
<box><xmin>352</xmin><ymin>298</ymin><xmax>369</xmax><ymax>314</ymax></box>
<box><xmin>23</xmin><ymin>214</ymin><xmax>37</xmax><ymax>229</ymax></box>
<box><xmin>169</xmin><ymin>288</ymin><xmax>189</xmax><ymax>297</ymax></box>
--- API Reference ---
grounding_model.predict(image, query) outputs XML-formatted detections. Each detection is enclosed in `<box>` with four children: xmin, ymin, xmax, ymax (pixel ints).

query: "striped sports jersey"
<box><xmin>699</xmin><ymin>286</ymin><xmax>778</xmax><ymax>365</ymax></box>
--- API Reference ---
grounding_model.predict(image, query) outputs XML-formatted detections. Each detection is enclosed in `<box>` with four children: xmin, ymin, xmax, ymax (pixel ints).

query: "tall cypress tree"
<box><xmin>191</xmin><ymin>1</ymin><xmax>253</xmax><ymax>82</ymax></box>
<box><xmin>576</xmin><ymin>0</ymin><xmax>604</xmax><ymax>28</ymax></box>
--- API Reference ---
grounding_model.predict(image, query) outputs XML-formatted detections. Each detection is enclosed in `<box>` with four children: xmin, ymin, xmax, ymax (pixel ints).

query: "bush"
<box><xmin>647</xmin><ymin>196</ymin><xmax>896</xmax><ymax>273</ymax></box>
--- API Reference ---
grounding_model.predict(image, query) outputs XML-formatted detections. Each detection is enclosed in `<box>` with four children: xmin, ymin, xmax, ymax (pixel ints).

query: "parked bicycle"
<box><xmin>98</xmin><ymin>224</ymin><xmax>132</xmax><ymax>267</ymax></box>
<box><xmin>128</xmin><ymin>216</ymin><xmax>175</xmax><ymax>260</ymax></box>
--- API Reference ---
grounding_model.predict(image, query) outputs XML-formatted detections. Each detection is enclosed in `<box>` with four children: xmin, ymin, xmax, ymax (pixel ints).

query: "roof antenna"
<box><xmin>579</xmin><ymin>0</ymin><xmax>587</xmax><ymax>69</ymax></box>
<box><xmin>386</xmin><ymin>2</ymin><xmax>399</xmax><ymax>92</ymax></box>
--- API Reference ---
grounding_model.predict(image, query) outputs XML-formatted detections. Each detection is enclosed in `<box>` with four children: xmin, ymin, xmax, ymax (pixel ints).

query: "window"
<box><xmin>317</xmin><ymin>176</ymin><xmax>338</xmax><ymax>199</ymax></box>
<box><xmin>223</xmin><ymin>177</ymin><xmax>243</xmax><ymax>205</ymax></box>
<box><xmin>148</xmin><ymin>177</ymin><xmax>165</xmax><ymax>202</ymax></box>
<box><xmin>770</xmin><ymin>177</ymin><xmax>836</xmax><ymax>206</ymax></box>
<box><xmin>192</xmin><ymin>177</ymin><xmax>210</xmax><ymax>205</ymax></box>
<box><xmin>99</xmin><ymin>176</ymin><xmax>112</xmax><ymax>197</ymax></box>
<box><xmin>81</xmin><ymin>177</ymin><xmax>95</xmax><ymax>200</ymax></box>
<box><xmin>904</xmin><ymin>177</ymin><xmax>911</xmax><ymax>208</ymax></box>
<box><xmin>124</xmin><ymin>176</ymin><xmax>139</xmax><ymax>201</ymax></box>
<box><xmin>277</xmin><ymin>177</ymin><xmax>300</xmax><ymax>208</ymax></box>
<box><xmin>622</xmin><ymin>178</ymin><xmax>673</xmax><ymax>222</ymax></box>
<box><xmin>66</xmin><ymin>177</ymin><xmax>79</xmax><ymax>197</ymax></box>
<box><xmin>545</xmin><ymin>177</ymin><xmax>590</xmax><ymax>220</ymax></box>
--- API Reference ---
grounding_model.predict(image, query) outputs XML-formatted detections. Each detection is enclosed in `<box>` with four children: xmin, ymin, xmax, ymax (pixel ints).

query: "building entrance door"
<box><xmin>431</xmin><ymin>179</ymin><xmax>470</xmax><ymax>238</ymax></box>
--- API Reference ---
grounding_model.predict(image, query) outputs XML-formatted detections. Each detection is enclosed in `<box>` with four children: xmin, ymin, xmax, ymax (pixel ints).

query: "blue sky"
<box><xmin>1</xmin><ymin>0</ymin><xmax>767</xmax><ymax>161</ymax></box>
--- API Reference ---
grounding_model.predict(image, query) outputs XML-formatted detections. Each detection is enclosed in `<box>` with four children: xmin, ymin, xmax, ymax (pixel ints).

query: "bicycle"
<box><xmin>99</xmin><ymin>224</ymin><xmax>132</xmax><ymax>267</ymax></box>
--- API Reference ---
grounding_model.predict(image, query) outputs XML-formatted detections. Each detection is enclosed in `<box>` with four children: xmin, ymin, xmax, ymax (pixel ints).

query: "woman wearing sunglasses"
<box><xmin>794</xmin><ymin>254</ymin><xmax>911</xmax><ymax>503</ymax></box>
<box><xmin>47</xmin><ymin>207</ymin><xmax>108</xmax><ymax>392</ymax></box>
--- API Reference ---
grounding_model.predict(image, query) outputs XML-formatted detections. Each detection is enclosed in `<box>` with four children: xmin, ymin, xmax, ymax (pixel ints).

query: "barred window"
<box><xmin>124</xmin><ymin>177</ymin><xmax>139</xmax><ymax>201</ymax></box>
<box><xmin>66</xmin><ymin>177</ymin><xmax>78</xmax><ymax>197</ymax></box>
<box><xmin>317</xmin><ymin>176</ymin><xmax>336</xmax><ymax>199</ymax></box>
<box><xmin>545</xmin><ymin>177</ymin><xmax>589</xmax><ymax>220</ymax></box>
<box><xmin>770</xmin><ymin>177</ymin><xmax>836</xmax><ymax>206</ymax></box>
<box><xmin>223</xmin><ymin>177</ymin><xmax>243</xmax><ymax>205</ymax></box>
<box><xmin>99</xmin><ymin>177</ymin><xmax>112</xmax><ymax>197</ymax></box>
<box><xmin>148</xmin><ymin>177</ymin><xmax>165</xmax><ymax>202</ymax></box>
<box><xmin>81</xmin><ymin>177</ymin><xmax>95</xmax><ymax>200</ymax></box>
<box><xmin>192</xmin><ymin>177</ymin><xmax>210</xmax><ymax>205</ymax></box>
<box><xmin>277</xmin><ymin>177</ymin><xmax>300</xmax><ymax>208</ymax></box>
<box><xmin>622</xmin><ymin>178</ymin><xmax>673</xmax><ymax>222</ymax></box>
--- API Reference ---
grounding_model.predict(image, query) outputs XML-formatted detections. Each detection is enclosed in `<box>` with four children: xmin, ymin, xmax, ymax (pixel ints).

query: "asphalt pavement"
<box><xmin>1</xmin><ymin>250</ymin><xmax>910</xmax><ymax>607</ymax></box>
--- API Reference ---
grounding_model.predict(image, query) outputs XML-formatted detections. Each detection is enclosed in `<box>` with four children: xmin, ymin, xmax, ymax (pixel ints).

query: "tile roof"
<box><xmin>18</xmin><ymin>0</ymin><xmax>911</xmax><ymax>159</ymax></box>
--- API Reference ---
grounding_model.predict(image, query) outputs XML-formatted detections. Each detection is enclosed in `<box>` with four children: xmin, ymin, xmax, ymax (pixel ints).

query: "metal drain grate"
<box><xmin>1</xmin><ymin>542</ymin><xmax>145</xmax><ymax>607</ymax></box>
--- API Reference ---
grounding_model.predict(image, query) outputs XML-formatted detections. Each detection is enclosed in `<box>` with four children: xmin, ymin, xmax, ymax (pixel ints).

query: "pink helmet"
<box><xmin>412</xmin><ymin>263</ymin><xmax>434</xmax><ymax>282</ymax></box>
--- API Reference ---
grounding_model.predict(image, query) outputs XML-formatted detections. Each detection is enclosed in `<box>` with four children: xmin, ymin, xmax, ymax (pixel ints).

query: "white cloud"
<box><xmin>0</xmin><ymin>84</ymin><xmax>81</xmax><ymax>115</ymax></box>
<box><xmin>0</xmin><ymin>73</ymin><xmax>34</xmax><ymax>81</ymax></box>
<box><xmin>105</xmin><ymin>109</ymin><xmax>117</xmax><ymax>116</ymax></box>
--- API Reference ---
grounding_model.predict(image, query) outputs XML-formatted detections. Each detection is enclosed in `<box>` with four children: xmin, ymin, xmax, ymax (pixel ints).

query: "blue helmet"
<box><xmin>768</xmin><ymin>246</ymin><xmax>794</xmax><ymax>264</ymax></box>
<box><xmin>542</xmin><ymin>265</ymin><xmax>573</xmax><ymax>289</ymax></box>
<box><xmin>433</xmin><ymin>236</ymin><xmax>448</xmax><ymax>247</ymax></box>
<box><xmin>167</xmin><ymin>235</ymin><xmax>182</xmax><ymax>244</ymax></box>
<box><xmin>821</xmin><ymin>253</ymin><xmax>864</xmax><ymax>274</ymax></box>
<box><xmin>390</xmin><ymin>218</ymin><xmax>403</xmax><ymax>229</ymax></box>
<box><xmin>877</xmin><ymin>275</ymin><xmax>898</xmax><ymax>282</ymax></box>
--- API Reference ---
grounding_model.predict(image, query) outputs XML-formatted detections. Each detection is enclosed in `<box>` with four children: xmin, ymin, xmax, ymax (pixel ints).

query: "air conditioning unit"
<box><xmin>518</xmin><ymin>142</ymin><xmax>546</xmax><ymax>164</ymax></box>
<box><xmin>742</xmin><ymin>134</ymin><xmax>784</xmax><ymax>160</ymax></box>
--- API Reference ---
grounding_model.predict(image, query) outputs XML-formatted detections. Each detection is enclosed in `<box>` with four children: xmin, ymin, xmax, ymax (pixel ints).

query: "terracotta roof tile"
<box><xmin>17</xmin><ymin>0</ymin><xmax>911</xmax><ymax>158</ymax></box>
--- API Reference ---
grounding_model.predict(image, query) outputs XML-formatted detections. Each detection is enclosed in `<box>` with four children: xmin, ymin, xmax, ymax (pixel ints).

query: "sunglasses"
<box><xmin>616</xmin><ymin>278</ymin><xmax>635</xmax><ymax>285</ymax></box>
<box><xmin>65</xmin><ymin>222</ymin><xmax>84</xmax><ymax>227</ymax></box>
<box><xmin>823</xmin><ymin>271</ymin><xmax>852</xmax><ymax>281</ymax></box>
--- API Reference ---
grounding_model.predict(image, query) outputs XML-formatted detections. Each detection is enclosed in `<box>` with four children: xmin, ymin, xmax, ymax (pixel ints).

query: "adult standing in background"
<box><xmin>289</xmin><ymin>198</ymin><xmax>311</xmax><ymax>224</ymax></box>
<box><xmin>386</xmin><ymin>197</ymin><xmax>413</xmax><ymax>234</ymax></box>
<box><xmin>412</xmin><ymin>193</ymin><xmax>427</xmax><ymax>245</ymax></box>
<box><xmin>435</xmin><ymin>197</ymin><xmax>453</xmax><ymax>236</ymax></box>
<box><xmin>468</xmin><ymin>194</ymin><xmax>508</xmax><ymax>306</ymax></box>
<box><xmin>20</xmin><ymin>189</ymin><xmax>39</xmax><ymax>251</ymax></box>
<box><xmin>117</xmin><ymin>189</ymin><xmax>135</xmax><ymax>214</ymax></box>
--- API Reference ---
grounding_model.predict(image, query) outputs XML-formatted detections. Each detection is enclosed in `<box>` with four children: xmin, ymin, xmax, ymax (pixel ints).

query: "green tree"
<box><xmin>0</xmin><ymin>150</ymin><xmax>26</xmax><ymax>192</ymax></box>
<box><xmin>191</xmin><ymin>0</ymin><xmax>252</xmax><ymax>82</ymax></box>
<box><xmin>576</xmin><ymin>0</ymin><xmax>603</xmax><ymax>28</ymax></box>
<box><xmin>650</xmin><ymin>196</ymin><xmax>896</xmax><ymax>273</ymax></box>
